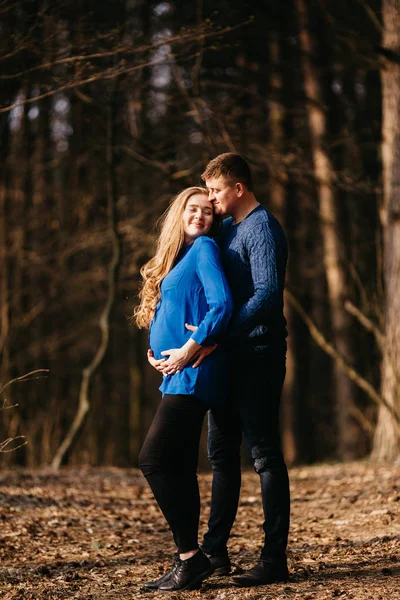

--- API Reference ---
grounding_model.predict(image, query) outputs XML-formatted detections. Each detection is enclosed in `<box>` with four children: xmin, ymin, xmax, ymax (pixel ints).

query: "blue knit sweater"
<box><xmin>218</xmin><ymin>204</ymin><xmax>288</xmax><ymax>355</ymax></box>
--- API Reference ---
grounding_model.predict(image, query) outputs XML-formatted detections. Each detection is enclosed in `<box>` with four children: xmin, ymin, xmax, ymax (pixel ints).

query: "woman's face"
<box><xmin>182</xmin><ymin>193</ymin><xmax>214</xmax><ymax>244</ymax></box>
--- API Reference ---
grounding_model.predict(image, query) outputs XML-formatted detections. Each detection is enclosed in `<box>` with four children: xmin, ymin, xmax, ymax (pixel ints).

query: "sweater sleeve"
<box><xmin>190</xmin><ymin>237</ymin><xmax>233</xmax><ymax>346</ymax></box>
<box><xmin>228</xmin><ymin>222</ymin><xmax>280</xmax><ymax>337</ymax></box>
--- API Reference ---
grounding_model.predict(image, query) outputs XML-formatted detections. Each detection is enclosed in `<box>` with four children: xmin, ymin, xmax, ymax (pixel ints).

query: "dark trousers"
<box><xmin>202</xmin><ymin>349</ymin><xmax>290</xmax><ymax>562</ymax></box>
<box><xmin>138</xmin><ymin>393</ymin><xmax>209</xmax><ymax>554</ymax></box>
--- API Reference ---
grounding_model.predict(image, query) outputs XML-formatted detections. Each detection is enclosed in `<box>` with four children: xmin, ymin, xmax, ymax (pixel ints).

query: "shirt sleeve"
<box><xmin>228</xmin><ymin>222</ymin><xmax>280</xmax><ymax>337</ymax></box>
<box><xmin>190</xmin><ymin>237</ymin><xmax>233</xmax><ymax>346</ymax></box>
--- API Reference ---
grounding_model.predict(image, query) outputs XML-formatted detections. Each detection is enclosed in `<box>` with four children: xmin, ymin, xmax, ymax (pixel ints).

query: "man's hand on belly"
<box><xmin>147</xmin><ymin>349</ymin><xmax>167</xmax><ymax>372</ymax></box>
<box><xmin>185</xmin><ymin>324</ymin><xmax>217</xmax><ymax>368</ymax></box>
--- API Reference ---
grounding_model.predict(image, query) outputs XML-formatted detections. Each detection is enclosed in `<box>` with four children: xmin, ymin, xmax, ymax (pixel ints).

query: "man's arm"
<box><xmin>185</xmin><ymin>324</ymin><xmax>217</xmax><ymax>367</ymax></box>
<box><xmin>228</xmin><ymin>222</ymin><xmax>282</xmax><ymax>337</ymax></box>
<box><xmin>185</xmin><ymin>222</ymin><xmax>284</xmax><ymax>365</ymax></box>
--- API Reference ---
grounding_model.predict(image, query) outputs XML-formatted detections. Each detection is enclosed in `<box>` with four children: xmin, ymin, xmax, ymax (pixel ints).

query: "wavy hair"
<box><xmin>134</xmin><ymin>186</ymin><xmax>214</xmax><ymax>329</ymax></box>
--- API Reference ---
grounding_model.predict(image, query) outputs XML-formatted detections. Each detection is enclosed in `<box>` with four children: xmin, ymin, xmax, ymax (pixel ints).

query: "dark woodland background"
<box><xmin>1</xmin><ymin>0</ymin><xmax>399</xmax><ymax>469</ymax></box>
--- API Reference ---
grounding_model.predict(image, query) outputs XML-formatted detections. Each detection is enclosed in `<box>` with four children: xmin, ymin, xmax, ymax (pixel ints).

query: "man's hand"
<box><xmin>147</xmin><ymin>349</ymin><xmax>167</xmax><ymax>373</ymax></box>
<box><xmin>185</xmin><ymin>323</ymin><xmax>217</xmax><ymax>368</ymax></box>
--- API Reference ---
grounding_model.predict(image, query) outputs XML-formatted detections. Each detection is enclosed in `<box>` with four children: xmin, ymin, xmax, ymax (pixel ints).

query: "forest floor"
<box><xmin>0</xmin><ymin>462</ymin><xmax>399</xmax><ymax>600</ymax></box>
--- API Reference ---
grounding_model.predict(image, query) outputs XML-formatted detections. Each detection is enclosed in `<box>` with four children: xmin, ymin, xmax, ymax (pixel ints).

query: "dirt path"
<box><xmin>0</xmin><ymin>462</ymin><xmax>399</xmax><ymax>599</ymax></box>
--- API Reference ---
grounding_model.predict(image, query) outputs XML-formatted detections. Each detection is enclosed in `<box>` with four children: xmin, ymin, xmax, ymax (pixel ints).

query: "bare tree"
<box><xmin>372</xmin><ymin>0</ymin><xmax>400</xmax><ymax>461</ymax></box>
<box><xmin>51</xmin><ymin>81</ymin><xmax>122</xmax><ymax>470</ymax></box>
<box><xmin>295</xmin><ymin>0</ymin><xmax>361</xmax><ymax>459</ymax></box>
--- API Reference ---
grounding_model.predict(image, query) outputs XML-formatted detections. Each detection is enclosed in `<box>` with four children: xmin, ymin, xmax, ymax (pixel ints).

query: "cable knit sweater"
<box><xmin>218</xmin><ymin>204</ymin><xmax>288</xmax><ymax>355</ymax></box>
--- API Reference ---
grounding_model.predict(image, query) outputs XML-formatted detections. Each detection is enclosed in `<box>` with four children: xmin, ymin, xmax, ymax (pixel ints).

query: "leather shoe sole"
<box><xmin>231</xmin><ymin>572</ymin><xmax>288</xmax><ymax>587</ymax></box>
<box><xmin>142</xmin><ymin>570</ymin><xmax>172</xmax><ymax>590</ymax></box>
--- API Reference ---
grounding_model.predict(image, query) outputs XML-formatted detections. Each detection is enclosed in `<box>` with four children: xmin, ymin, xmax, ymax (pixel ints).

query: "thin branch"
<box><xmin>117</xmin><ymin>145</ymin><xmax>200</xmax><ymax>184</ymax></box>
<box><xmin>168</xmin><ymin>51</ymin><xmax>217</xmax><ymax>149</ymax></box>
<box><xmin>199</xmin><ymin>97</ymin><xmax>238</xmax><ymax>153</ymax></box>
<box><xmin>169</xmin><ymin>50</ymin><xmax>201</xmax><ymax>123</ymax></box>
<box><xmin>356</xmin><ymin>0</ymin><xmax>383</xmax><ymax>33</ymax></box>
<box><xmin>344</xmin><ymin>299</ymin><xmax>385</xmax><ymax>350</ymax></box>
<box><xmin>117</xmin><ymin>145</ymin><xmax>170</xmax><ymax>173</ymax></box>
<box><xmin>285</xmin><ymin>290</ymin><xmax>400</xmax><ymax>430</ymax></box>
<box><xmin>1</xmin><ymin>399</ymin><xmax>18</xmax><ymax>410</ymax></box>
<box><xmin>349</xmin><ymin>404</ymin><xmax>375</xmax><ymax>436</ymax></box>
<box><xmin>0</xmin><ymin>20</ymin><xmax>41</xmax><ymax>61</ymax></box>
<box><xmin>347</xmin><ymin>262</ymin><xmax>369</xmax><ymax>312</ymax></box>
<box><xmin>0</xmin><ymin>436</ymin><xmax>27</xmax><ymax>453</ymax></box>
<box><xmin>191</xmin><ymin>0</ymin><xmax>205</xmax><ymax>97</ymax></box>
<box><xmin>0</xmin><ymin>61</ymin><xmax>130</xmax><ymax>113</ymax></box>
<box><xmin>13</xmin><ymin>300</ymin><xmax>46</xmax><ymax>329</ymax></box>
<box><xmin>0</xmin><ymin>19</ymin><xmax>253</xmax><ymax>81</ymax></box>
<box><xmin>0</xmin><ymin>30</ymin><xmax>190</xmax><ymax>77</ymax></box>
<box><xmin>0</xmin><ymin>48</ymin><xmax>211</xmax><ymax>114</ymax></box>
<box><xmin>0</xmin><ymin>369</ymin><xmax>49</xmax><ymax>395</ymax></box>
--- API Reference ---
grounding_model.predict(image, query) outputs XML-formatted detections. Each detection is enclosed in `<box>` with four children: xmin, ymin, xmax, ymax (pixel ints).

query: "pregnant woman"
<box><xmin>134</xmin><ymin>187</ymin><xmax>232</xmax><ymax>591</ymax></box>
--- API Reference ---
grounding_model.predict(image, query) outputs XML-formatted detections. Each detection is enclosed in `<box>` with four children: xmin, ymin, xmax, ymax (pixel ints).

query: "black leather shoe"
<box><xmin>142</xmin><ymin>554</ymin><xmax>179</xmax><ymax>590</ymax></box>
<box><xmin>231</xmin><ymin>560</ymin><xmax>289</xmax><ymax>587</ymax></box>
<box><xmin>159</xmin><ymin>550</ymin><xmax>213</xmax><ymax>591</ymax></box>
<box><xmin>205</xmin><ymin>553</ymin><xmax>232</xmax><ymax>576</ymax></box>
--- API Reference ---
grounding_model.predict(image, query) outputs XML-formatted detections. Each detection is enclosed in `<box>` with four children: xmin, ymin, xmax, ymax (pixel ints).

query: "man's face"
<box><xmin>205</xmin><ymin>176</ymin><xmax>240</xmax><ymax>216</ymax></box>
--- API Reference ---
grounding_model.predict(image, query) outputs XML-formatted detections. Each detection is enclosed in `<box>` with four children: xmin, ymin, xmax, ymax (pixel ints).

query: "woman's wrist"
<box><xmin>181</xmin><ymin>339</ymin><xmax>201</xmax><ymax>361</ymax></box>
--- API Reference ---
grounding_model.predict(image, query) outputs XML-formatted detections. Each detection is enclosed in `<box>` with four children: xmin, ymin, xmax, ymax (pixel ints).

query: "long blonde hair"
<box><xmin>134</xmin><ymin>186</ymin><xmax>210</xmax><ymax>329</ymax></box>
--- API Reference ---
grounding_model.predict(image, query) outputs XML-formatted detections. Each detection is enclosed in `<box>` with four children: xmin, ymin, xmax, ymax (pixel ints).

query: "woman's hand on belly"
<box><xmin>160</xmin><ymin>338</ymin><xmax>201</xmax><ymax>375</ymax></box>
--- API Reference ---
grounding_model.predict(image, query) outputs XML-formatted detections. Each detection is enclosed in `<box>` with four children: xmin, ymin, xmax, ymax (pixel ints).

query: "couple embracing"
<box><xmin>134</xmin><ymin>153</ymin><xmax>290</xmax><ymax>591</ymax></box>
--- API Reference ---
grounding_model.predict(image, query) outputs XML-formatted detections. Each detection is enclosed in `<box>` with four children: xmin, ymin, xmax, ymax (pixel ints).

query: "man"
<box><xmin>146</xmin><ymin>153</ymin><xmax>290</xmax><ymax>588</ymax></box>
<box><xmin>197</xmin><ymin>153</ymin><xmax>290</xmax><ymax>587</ymax></box>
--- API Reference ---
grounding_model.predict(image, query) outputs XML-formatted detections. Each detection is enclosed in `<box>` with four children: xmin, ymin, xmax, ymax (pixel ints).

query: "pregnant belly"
<box><xmin>149</xmin><ymin>320</ymin><xmax>189</xmax><ymax>360</ymax></box>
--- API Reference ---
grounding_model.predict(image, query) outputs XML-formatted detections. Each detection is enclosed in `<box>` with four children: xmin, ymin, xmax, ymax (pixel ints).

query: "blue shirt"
<box><xmin>149</xmin><ymin>236</ymin><xmax>233</xmax><ymax>405</ymax></box>
<box><xmin>218</xmin><ymin>205</ymin><xmax>288</xmax><ymax>355</ymax></box>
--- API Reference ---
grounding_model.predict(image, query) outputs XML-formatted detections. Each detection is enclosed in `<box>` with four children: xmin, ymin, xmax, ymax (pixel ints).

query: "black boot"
<box><xmin>203</xmin><ymin>551</ymin><xmax>232</xmax><ymax>576</ymax></box>
<box><xmin>142</xmin><ymin>554</ymin><xmax>179</xmax><ymax>590</ymax></box>
<box><xmin>159</xmin><ymin>550</ymin><xmax>213</xmax><ymax>591</ymax></box>
<box><xmin>231</xmin><ymin>559</ymin><xmax>289</xmax><ymax>587</ymax></box>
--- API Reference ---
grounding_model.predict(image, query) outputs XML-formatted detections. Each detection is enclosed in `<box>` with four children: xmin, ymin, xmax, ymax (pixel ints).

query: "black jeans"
<box><xmin>202</xmin><ymin>348</ymin><xmax>290</xmax><ymax>562</ymax></box>
<box><xmin>138</xmin><ymin>394</ymin><xmax>209</xmax><ymax>554</ymax></box>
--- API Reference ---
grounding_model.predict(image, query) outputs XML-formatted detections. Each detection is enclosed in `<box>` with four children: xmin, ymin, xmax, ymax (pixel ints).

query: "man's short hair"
<box><xmin>201</xmin><ymin>153</ymin><xmax>253</xmax><ymax>192</ymax></box>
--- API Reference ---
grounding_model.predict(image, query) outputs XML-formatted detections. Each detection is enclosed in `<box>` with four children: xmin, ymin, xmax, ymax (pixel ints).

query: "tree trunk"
<box><xmin>372</xmin><ymin>0</ymin><xmax>400</xmax><ymax>461</ymax></box>
<box><xmin>295</xmin><ymin>0</ymin><xmax>360</xmax><ymax>459</ymax></box>
<box><xmin>51</xmin><ymin>81</ymin><xmax>122</xmax><ymax>469</ymax></box>
<box><xmin>267</xmin><ymin>30</ymin><xmax>298</xmax><ymax>464</ymax></box>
